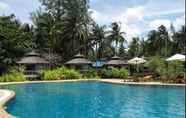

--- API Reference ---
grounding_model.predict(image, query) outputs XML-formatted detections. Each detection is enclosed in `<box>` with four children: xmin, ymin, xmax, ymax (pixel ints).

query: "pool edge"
<box><xmin>0</xmin><ymin>89</ymin><xmax>16</xmax><ymax>118</ymax></box>
<box><xmin>0</xmin><ymin>79</ymin><xmax>185</xmax><ymax>87</ymax></box>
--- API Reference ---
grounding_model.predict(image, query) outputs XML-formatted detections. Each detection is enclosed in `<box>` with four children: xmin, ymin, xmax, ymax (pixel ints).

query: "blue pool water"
<box><xmin>2</xmin><ymin>81</ymin><xmax>185</xmax><ymax>118</ymax></box>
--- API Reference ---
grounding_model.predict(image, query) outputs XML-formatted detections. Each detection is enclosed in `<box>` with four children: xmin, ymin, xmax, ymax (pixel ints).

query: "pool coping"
<box><xmin>100</xmin><ymin>79</ymin><xmax>186</xmax><ymax>87</ymax></box>
<box><xmin>0</xmin><ymin>79</ymin><xmax>185</xmax><ymax>87</ymax></box>
<box><xmin>0</xmin><ymin>89</ymin><xmax>16</xmax><ymax>118</ymax></box>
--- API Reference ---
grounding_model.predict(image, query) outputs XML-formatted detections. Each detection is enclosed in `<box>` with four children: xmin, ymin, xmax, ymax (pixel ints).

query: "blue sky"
<box><xmin>0</xmin><ymin>0</ymin><xmax>185</xmax><ymax>41</ymax></box>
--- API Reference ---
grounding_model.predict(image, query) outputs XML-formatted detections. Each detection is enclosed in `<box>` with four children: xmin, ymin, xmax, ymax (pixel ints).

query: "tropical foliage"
<box><xmin>0</xmin><ymin>66</ymin><xmax>26</xmax><ymax>82</ymax></box>
<box><xmin>101</xmin><ymin>67</ymin><xmax>129</xmax><ymax>79</ymax></box>
<box><xmin>146</xmin><ymin>56</ymin><xmax>185</xmax><ymax>83</ymax></box>
<box><xmin>83</xmin><ymin>69</ymin><xmax>100</xmax><ymax>79</ymax></box>
<box><xmin>0</xmin><ymin>15</ymin><xmax>34</xmax><ymax>74</ymax></box>
<box><xmin>0</xmin><ymin>0</ymin><xmax>185</xmax><ymax>83</ymax></box>
<box><xmin>43</xmin><ymin>67</ymin><xmax>81</xmax><ymax>80</ymax></box>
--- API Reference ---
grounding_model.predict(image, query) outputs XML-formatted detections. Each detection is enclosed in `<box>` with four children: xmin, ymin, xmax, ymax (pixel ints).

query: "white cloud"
<box><xmin>144</xmin><ymin>0</ymin><xmax>185</xmax><ymax>16</ymax></box>
<box><xmin>124</xmin><ymin>6</ymin><xmax>145</xmax><ymax>24</ymax></box>
<box><xmin>173</xmin><ymin>15</ymin><xmax>185</xmax><ymax>30</ymax></box>
<box><xmin>147</xmin><ymin>8</ymin><xmax>185</xmax><ymax>17</ymax></box>
<box><xmin>121</xmin><ymin>23</ymin><xmax>141</xmax><ymax>42</ymax></box>
<box><xmin>89</xmin><ymin>9</ymin><xmax>102</xmax><ymax>22</ymax></box>
<box><xmin>0</xmin><ymin>1</ymin><xmax>9</xmax><ymax>12</ymax></box>
<box><xmin>90</xmin><ymin>7</ymin><xmax>144</xmax><ymax>42</ymax></box>
<box><xmin>149</xmin><ymin>15</ymin><xmax>185</xmax><ymax>31</ymax></box>
<box><xmin>89</xmin><ymin>9</ymin><xmax>121</xmax><ymax>24</ymax></box>
<box><xmin>90</xmin><ymin>1</ymin><xmax>185</xmax><ymax>42</ymax></box>
<box><xmin>90</xmin><ymin>7</ymin><xmax>143</xmax><ymax>42</ymax></box>
<box><xmin>149</xmin><ymin>19</ymin><xmax>171</xmax><ymax>30</ymax></box>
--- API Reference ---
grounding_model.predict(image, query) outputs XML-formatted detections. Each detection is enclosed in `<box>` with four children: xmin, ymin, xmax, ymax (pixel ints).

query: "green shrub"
<box><xmin>43</xmin><ymin>70</ymin><xmax>63</xmax><ymax>80</ymax></box>
<box><xmin>84</xmin><ymin>69</ymin><xmax>100</xmax><ymax>79</ymax></box>
<box><xmin>111</xmin><ymin>68</ymin><xmax>120</xmax><ymax>78</ymax></box>
<box><xmin>63</xmin><ymin>69</ymin><xmax>81</xmax><ymax>79</ymax></box>
<box><xmin>0</xmin><ymin>66</ymin><xmax>26</xmax><ymax>82</ymax></box>
<box><xmin>147</xmin><ymin>56</ymin><xmax>185</xmax><ymax>82</ymax></box>
<box><xmin>119</xmin><ymin>68</ymin><xmax>129</xmax><ymax>79</ymax></box>
<box><xmin>101</xmin><ymin>68</ymin><xmax>113</xmax><ymax>78</ymax></box>
<box><xmin>101</xmin><ymin>67</ymin><xmax>129</xmax><ymax>79</ymax></box>
<box><xmin>164</xmin><ymin>61</ymin><xmax>185</xmax><ymax>80</ymax></box>
<box><xmin>43</xmin><ymin>66</ymin><xmax>81</xmax><ymax>80</ymax></box>
<box><xmin>147</xmin><ymin>56</ymin><xmax>166</xmax><ymax>75</ymax></box>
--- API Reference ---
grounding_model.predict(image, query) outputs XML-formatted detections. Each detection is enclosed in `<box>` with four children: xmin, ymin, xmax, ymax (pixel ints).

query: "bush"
<box><xmin>43</xmin><ymin>67</ymin><xmax>81</xmax><ymax>80</ymax></box>
<box><xmin>0</xmin><ymin>66</ymin><xmax>26</xmax><ymax>82</ymax></box>
<box><xmin>83</xmin><ymin>69</ymin><xmax>100</xmax><ymax>79</ymax></box>
<box><xmin>119</xmin><ymin>68</ymin><xmax>129</xmax><ymax>79</ymax></box>
<box><xmin>163</xmin><ymin>61</ymin><xmax>185</xmax><ymax>82</ymax></box>
<box><xmin>147</xmin><ymin>56</ymin><xmax>185</xmax><ymax>83</ymax></box>
<box><xmin>111</xmin><ymin>68</ymin><xmax>120</xmax><ymax>78</ymax></box>
<box><xmin>43</xmin><ymin>69</ymin><xmax>63</xmax><ymax>80</ymax></box>
<box><xmin>63</xmin><ymin>69</ymin><xmax>81</xmax><ymax>79</ymax></box>
<box><xmin>101</xmin><ymin>67</ymin><xmax>129</xmax><ymax>79</ymax></box>
<box><xmin>101</xmin><ymin>68</ymin><xmax>113</xmax><ymax>78</ymax></box>
<box><xmin>147</xmin><ymin>56</ymin><xmax>166</xmax><ymax>75</ymax></box>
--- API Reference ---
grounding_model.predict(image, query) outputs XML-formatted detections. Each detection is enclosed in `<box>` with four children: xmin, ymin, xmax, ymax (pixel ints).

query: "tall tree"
<box><xmin>91</xmin><ymin>23</ymin><xmax>109</xmax><ymax>59</ymax></box>
<box><xmin>32</xmin><ymin>0</ymin><xmax>91</xmax><ymax>62</ymax></box>
<box><xmin>108</xmin><ymin>22</ymin><xmax>126</xmax><ymax>55</ymax></box>
<box><xmin>145</xmin><ymin>25</ymin><xmax>172</xmax><ymax>57</ymax></box>
<box><xmin>172</xmin><ymin>25</ymin><xmax>186</xmax><ymax>54</ymax></box>
<box><xmin>0</xmin><ymin>15</ymin><xmax>33</xmax><ymax>74</ymax></box>
<box><xmin>31</xmin><ymin>11</ymin><xmax>59</xmax><ymax>52</ymax></box>
<box><xmin>128</xmin><ymin>37</ymin><xmax>141</xmax><ymax>57</ymax></box>
<box><xmin>157</xmin><ymin>25</ymin><xmax>172</xmax><ymax>57</ymax></box>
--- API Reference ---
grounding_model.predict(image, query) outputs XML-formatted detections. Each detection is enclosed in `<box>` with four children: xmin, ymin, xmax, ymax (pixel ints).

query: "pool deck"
<box><xmin>0</xmin><ymin>79</ymin><xmax>185</xmax><ymax>86</ymax></box>
<box><xmin>0</xmin><ymin>90</ymin><xmax>15</xmax><ymax>118</ymax></box>
<box><xmin>0</xmin><ymin>79</ymin><xmax>185</xmax><ymax>118</ymax></box>
<box><xmin>100</xmin><ymin>79</ymin><xmax>186</xmax><ymax>86</ymax></box>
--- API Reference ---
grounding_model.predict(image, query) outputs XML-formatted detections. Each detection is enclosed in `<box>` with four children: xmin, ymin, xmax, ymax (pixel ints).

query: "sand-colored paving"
<box><xmin>0</xmin><ymin>90</ymin><xmax>15</xmax><ymax>118</ymax></box>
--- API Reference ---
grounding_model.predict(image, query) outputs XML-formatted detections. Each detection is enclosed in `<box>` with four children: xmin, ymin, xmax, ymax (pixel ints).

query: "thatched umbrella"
<box><xmin>65</xmin><ymin>54</ymin><xmax>92</xmax><ymax>65</ymax></box>
<box><xmin>104</xmin><ymin>56</ymin><xmax>128</xmax><ymax>68</ymax></box>
<box><xmin>17</xmin><ymin>51</ymin><xmax>49</xmax><ymax>64</ymax></box>
<box><xmin>17</xmin><ymin>51</ymin><xmax>49</xmax><ymax>78</ymax></box>
<box><xmin>166</xmin><ymin>54</ymin><xmax>185</xmax><ymax>62</ymax></box>
<box><xmin>128</xmin><ymin>57</ymin><xmax>147</xmax><ymax>65</ymax></box>
<box><xmin>128</xmin><ymin>57</ymin><xmax>147</xmax><ymax>73</ymax></box>
<box><xmin>65</xmin><ymin>54</ymin><xmax>92</xmax><ymax>71</ymax></box>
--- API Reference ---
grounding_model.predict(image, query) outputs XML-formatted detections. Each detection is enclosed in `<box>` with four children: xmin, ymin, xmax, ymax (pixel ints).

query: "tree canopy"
<box><xmin>0</xmin><ymin>0</ymin><xmax>185</xmax><ymax>74</ymax></box>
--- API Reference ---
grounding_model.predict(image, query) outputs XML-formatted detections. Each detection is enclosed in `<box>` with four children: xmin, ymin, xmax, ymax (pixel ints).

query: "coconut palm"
<box><xmin>108</xmin><ymin>22</ymin><xmax>126</xmax><ymax>55</ymax></box>
<box><xmin>91</xmin><ymin>23</ymin><xmax>108</xmax><ymax>59</ymax></box>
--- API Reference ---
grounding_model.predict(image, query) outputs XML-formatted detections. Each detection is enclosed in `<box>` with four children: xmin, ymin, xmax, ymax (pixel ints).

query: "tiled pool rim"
<box><xmin>0</xmin><ymin>90</ymin><xmax>15</xmax><ymax>118</ymax></box>
<box><xmin>0</xmin><ymin>79</ymin><xmax>185</xmax><ymax>86</ymax></box>
<box><xmin>0</xmin><ymin>79</ymin><xmax>185</xmax><ymax>118</ymax></box>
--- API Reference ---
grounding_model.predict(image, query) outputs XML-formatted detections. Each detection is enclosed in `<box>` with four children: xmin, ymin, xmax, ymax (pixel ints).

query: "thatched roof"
<box><xmin>104</xmin><ymin>56</ymin><xmax>128</xmax><ymax>66</ymax></box>
<box><xmin>65</xmin><ymin>54</ymin><xmax>92</xmax><ymax>65</ymax></box>
<box><xmin>17</xmin><ymin>51</ymin><xmax>49</xmax><ymax>64</ymax></box>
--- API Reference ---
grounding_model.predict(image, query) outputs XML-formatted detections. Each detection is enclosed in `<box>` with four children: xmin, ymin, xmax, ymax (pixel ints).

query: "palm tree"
<box><xmin>60</xmin><ymin>0</ymin><xmax>91</xmax><ymax>57</ymax></box>
<box><xmin>91</xmin><ymin>23</ymin><xmax>107</xmax><ymax>59</ymax></box>
<box><xmin>128</xmin><ymin>37</ymin><xmax>140</xmax><ymax>57</ymax></box>
<box><xmin>108</xmin><ymin>22</ymin><xmax>126</xmax><ymax>55</ymax></box>
<box><xmin>32</xmin><ymin>0</ymin><xmax>91</xmax><ymax>61</ymax></box>
<box><xmin>172</xmin><ymin>25</ymin><xmax>185</xmax><ymax>54</ymax></box>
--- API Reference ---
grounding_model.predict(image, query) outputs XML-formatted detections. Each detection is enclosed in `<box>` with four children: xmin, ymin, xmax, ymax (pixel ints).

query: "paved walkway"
<box><xmin>0</xmin><ymin>79</ymin><xmax>185</xmax><ymax>86</ymax></box>
<box><xmin>0</xmin><ymin>90</ymin><xmax>15</xmax><ymax>118</ymax></box>
<box><xmin>100</xmin><ymin>79</ymin><xmax>186</xmax><ymax>86</ymax></box>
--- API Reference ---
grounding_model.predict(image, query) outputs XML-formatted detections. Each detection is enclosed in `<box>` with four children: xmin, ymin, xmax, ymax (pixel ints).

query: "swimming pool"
<box><xmin>2</xmin><ymin>81</ymin><xmax>185</xmax><ymax>118</ymax></box>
